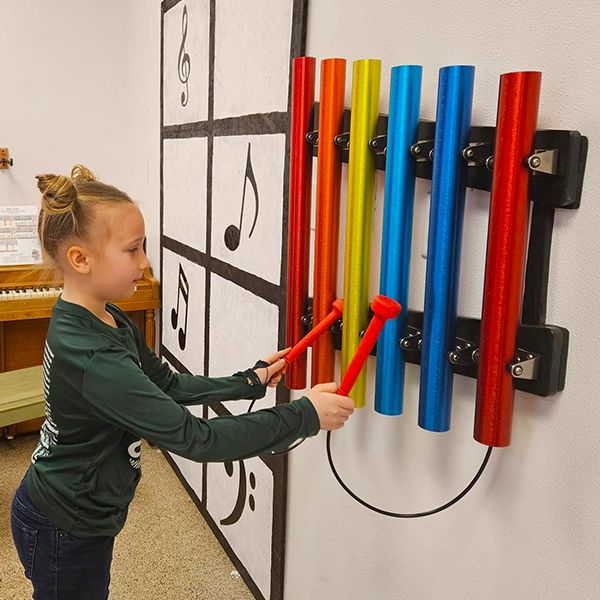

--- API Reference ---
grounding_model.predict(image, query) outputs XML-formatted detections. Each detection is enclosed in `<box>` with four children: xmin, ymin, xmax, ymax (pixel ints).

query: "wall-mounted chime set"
<box><xmin>285</xmin><ymin>57</ymin><xmax>587</xmax><ymax>449</ymax></box>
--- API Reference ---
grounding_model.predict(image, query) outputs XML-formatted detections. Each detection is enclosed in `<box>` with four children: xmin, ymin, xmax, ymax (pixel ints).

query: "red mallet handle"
<box><xmin>338</xmin><ymin>295</ymin><xmax>401</xmax><ymax>397</ymax></box>
<box><xmin>285</xmin><ymin>299</ymin><xmax>344</xmax><ymax>365</ymax></box>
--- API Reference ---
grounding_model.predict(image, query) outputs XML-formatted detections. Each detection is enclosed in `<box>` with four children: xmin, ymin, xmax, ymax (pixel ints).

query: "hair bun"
<box><xmin>70</xmin><ymin>164</ymin><xmax>97</xmax><ymax>182</ymax></box>
<box><xmin>35</xmin><ymin>174</ymin><xmax>78</xmax><ymax>215</ymax></box>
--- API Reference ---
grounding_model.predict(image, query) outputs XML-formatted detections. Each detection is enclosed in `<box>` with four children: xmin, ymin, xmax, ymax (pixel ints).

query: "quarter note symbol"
<box><xmin>170</xmin><ymin>264</ymin><xmax>190</xmax><ymax>351</ymax></box>
<box><xmin>220</xmin><ymin>460</ymin><xmax>257</xmax><ymax>526</ymax></box>
<box><xmin>224</xmin><ymin>142</ymin><xmax>259</xmax><ymax>251</ymax></box>
<box><xmin>178</xmin><ymin>5</ymin><xmax>191</xmax><ymax>107</ymax></box>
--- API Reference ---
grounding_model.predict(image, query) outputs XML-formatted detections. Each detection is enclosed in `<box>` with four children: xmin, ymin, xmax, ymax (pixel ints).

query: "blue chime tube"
<box><xmin>418</xmin><ymin>65</ymin><xmax>475</xmax><ymax>432</ymax></box>
<box><xmin>374</xmin><ymin>65</ymin><xmax>422</xmax><ymax>416</ymax></box>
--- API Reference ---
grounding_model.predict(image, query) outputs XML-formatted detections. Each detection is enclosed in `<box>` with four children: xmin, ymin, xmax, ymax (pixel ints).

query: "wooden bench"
<box><xmin>0</xmin><ymin>365</ymin><xmax>45</xmax><ymax>439</ymax></box>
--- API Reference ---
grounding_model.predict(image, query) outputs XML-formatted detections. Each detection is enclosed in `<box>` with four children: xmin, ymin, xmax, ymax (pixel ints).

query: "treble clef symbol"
<box><xmin>178</xmin><ymin>5</ymin><xmax>191</xmax><ymax>107</ymax></box>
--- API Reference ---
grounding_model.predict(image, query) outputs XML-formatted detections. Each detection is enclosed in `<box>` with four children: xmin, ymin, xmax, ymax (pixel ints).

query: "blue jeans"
<box><xmin>10</xmin><ymin>477</ymin><xmax>115</xmax><ymax>599</ymax></box>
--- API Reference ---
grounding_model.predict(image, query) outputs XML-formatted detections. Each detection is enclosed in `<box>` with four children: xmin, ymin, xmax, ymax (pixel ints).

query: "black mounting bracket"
<box><xmin>308</xmin><ymin>103</ymin><xmax>588</xmax><ymax>210</ymax></box>
<box><xmin>300</xmin><ymin>300</ymin><xmax>567</xmax><ymax>398</ymax></box>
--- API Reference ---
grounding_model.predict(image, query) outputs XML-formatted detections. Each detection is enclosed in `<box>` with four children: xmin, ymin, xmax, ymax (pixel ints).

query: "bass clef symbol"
<box><xmin>177</xmin><ymin>5</ymin><xmax>191</xmax><ymax>107</ymax></box>
<box><xmin>220</xmin><ymin>460</ymin><xmax>257</xmax><ymax>526</ymax></box>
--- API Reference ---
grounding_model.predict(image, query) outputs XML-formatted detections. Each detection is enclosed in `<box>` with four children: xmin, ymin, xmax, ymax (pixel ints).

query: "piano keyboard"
<box><xmin>0</xmin><ymin>287</ymin><xmax>63</xmax><ymax>300</ymax></box>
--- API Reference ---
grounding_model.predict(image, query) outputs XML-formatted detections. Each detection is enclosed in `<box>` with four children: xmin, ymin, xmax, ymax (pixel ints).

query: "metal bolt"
<box><xmin>465</xmin><ymin>148</ymin><xmax>474</xmax><ymax>159</ymax></box>
<box><xmin>529</xmin><ymin>155</ymin><xmax>541</xmax><ymax>169</ymax></box>
<box><xmin>485</xmin><ymin>156</ymin><xmax>494</xmax><ymax>171</ymax></box>
<box><xmin>429</xmin><ymin>149</ymin><xmax>435</xmax><ymax>161</ymax></box>
<box><xmin>412</xmin><ymin>144</ymin><xmax>421</xmax><ymax>155</ymax></box>
<box><xmin>472</xmin><ymin>349</ymin><xmax>480</xmax><ymax>364</ymax></box>
<box><xmin>449</xmin><ymin>352</ymin><xmax>460</xmax><ymax>364</ymax></box>
<box><xmin>513</xmin><ymin>365</ymin><xmax>523</xmax><ymax>377</ymax></box>
<box><xmin>401</xmin><ymin>340</ymin><xmax>409</xmax><ymax>349</ymax></box>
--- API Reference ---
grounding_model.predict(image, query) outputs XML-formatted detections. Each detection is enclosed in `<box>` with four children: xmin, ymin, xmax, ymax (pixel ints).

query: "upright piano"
<box><xmin>0</xmin><ymin>264</ymin><xmax>160</xmax><ymax>438</ymax></box>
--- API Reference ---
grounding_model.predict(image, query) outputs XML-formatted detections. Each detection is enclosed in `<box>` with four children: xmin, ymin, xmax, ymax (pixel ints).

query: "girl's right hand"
<box><xmin>305</xmin><ymin>383</ymin><xmax>355</xmax><ymax>430</ymax></box>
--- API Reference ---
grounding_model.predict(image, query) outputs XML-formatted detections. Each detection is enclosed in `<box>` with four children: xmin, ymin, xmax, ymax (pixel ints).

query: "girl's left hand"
<box><xmin>254</xmin><ymin>347</ymin><xmax>291</xmax><ymax>387</ymax></box>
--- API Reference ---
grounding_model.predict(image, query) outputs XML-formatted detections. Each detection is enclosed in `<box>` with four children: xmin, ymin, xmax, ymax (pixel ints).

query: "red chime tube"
<box><xmin>311</xmin><ymin>58</ymin><xmax>346</xmax><ymax>385</ymax></box>
<box><xmin>474</xmin><ymin>71</ymin><xmax>542</xmax><ymax>447</ymax></box>
<box><xmin>286</xmin><ymin>56</ymin><xmax>316</xmax><ymax>389</ymax></box>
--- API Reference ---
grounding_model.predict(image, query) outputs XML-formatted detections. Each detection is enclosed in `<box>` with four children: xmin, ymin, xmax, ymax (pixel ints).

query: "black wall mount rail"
<box><xmin>301</xmin><ymin>103</ymin><xmax>588</xmax><ymax>398</ymax></box>
<box><xmin>300</xmin><ymin>301</ymin><xmax>567</xmax><ymax>398</ymax></box>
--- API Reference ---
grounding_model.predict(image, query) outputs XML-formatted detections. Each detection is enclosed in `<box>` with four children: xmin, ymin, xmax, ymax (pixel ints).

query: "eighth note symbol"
<box><xmin>170</xmin><ymin>264</ymin><xmax>189</xmax><ymax>351</ymax></box>
<box><xmin>224</xmin><ymin>142</ymin><xmax>259</xmax><ymax>251</ymax></box>
<box><xmin>220</xmin><ymin>460</ymin><xmax>256</xmax><ymax>526</ymax></box>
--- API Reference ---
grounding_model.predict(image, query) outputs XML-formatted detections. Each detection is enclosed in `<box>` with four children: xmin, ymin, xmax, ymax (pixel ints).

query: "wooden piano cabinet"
<box><xmin>0</xmin><ymin>265</ymin><xmax>160</xmax><ymax>439</ymax></box>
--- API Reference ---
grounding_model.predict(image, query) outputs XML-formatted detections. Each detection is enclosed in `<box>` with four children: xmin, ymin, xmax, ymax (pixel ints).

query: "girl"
<box><xmin>10</xmin><ymin>165</ymin><xmax>354</xmax><ymax>599</ymax></box>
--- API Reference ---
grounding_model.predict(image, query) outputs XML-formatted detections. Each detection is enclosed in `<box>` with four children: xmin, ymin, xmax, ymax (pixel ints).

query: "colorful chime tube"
<box><xmin>374</xmin><ymin>65</ymin><xmax>422</xmax><ymax>416</ymax></box>
<box><xmin>474</xmin><ymin>71</ymin><xmax>542</xmax><ymax>447</ymax></box>
<box><xmin>286</xmin><ymin>56</ymin><xmax>315</xmax><ymax>390</ymax></box>
<box><xmin>311</xmin><ymin>58</ymin><xmax>346</xmax><ymax>386</ymax></box>
<box><xmin>418</xmin><ymin>65</ymin><xmax>474</xmax><ymax>432</ymax></box>
<box><xmin>341</xmin><ymin>59</ymin><xmax>381</xmax><ymax>407</ymax></box>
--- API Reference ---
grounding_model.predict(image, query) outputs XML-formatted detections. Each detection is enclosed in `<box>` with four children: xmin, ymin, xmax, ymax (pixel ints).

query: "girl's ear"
<box><xmin>65</xmin><ymin>244</ymin><xmax>91</xmax><ymax>274</ymax></box>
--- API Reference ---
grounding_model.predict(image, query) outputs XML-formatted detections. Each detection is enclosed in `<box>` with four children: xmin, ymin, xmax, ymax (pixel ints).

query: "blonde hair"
<box><xmin>36</xmin><ymin>165</ymin><xmax>134</xmax><ymax>265</ymax></box>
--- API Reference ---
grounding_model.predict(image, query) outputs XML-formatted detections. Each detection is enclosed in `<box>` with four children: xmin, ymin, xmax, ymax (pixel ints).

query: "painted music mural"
<box><xmin>160</xmin><ymin>1</ymin><xmax>309</xmax><ymax>599</ymax></box>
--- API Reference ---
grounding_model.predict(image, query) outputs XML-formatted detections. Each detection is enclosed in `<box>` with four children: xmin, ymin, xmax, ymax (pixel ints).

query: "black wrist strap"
<box><xmin>233</xmin><ymin>367</ymin><xmax>264</xmax><ymax>387</ymax></box>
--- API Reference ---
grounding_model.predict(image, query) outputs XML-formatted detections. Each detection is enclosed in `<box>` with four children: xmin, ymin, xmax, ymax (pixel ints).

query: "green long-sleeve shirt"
<box><xmin>25</xmin><ymin>296</ymin><xmax>319</xmax><ymax>537</ymax></box>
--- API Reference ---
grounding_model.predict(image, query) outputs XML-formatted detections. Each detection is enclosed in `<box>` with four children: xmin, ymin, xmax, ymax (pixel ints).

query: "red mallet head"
<box><xmin>370</xmin><ymin>294</ymin><xmax>401</xmax><ymax>321</ymax></box>
<box><xmin>285</xmin><ymin>298</ymin><xmax>344</xmax><ymax>365</ymax></box>
<box><xmin>331</xmin><ymin>298</ymin><xmax>344</xmax><ymax>315</ymax></box>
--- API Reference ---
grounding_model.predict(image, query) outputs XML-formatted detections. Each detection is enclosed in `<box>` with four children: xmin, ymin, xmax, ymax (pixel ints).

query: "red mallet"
<box><xmin>338</xmin><ymin>295</ymin><xmax>401</xmax><ymax>398</ymax></box>
<box><xmin>285</xmin><ymin>299</ymin><xmax>343</xmax><ymax>366</ymax></box>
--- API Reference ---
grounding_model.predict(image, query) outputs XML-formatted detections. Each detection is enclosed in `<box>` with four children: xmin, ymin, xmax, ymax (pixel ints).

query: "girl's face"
<box><xmin>87</xmin><ymin>203</ymin><xmax>150</xmax><ymax>301</ymax></box>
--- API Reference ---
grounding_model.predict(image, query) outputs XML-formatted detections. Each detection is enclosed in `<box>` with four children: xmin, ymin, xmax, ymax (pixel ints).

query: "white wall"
<box><xmin>0</xmin><ymin>0</ymin><xmax>161</xmax><ymax>278</ymax></box>
<box><xmin>3</xmin><ymin>2</ymin><xmax>599</xmax><ymax>599</ymax></box>
<box><xmin>284</xmin><ymin>1</ymin><xmax>600</xmax><ymax>599</ymax></box>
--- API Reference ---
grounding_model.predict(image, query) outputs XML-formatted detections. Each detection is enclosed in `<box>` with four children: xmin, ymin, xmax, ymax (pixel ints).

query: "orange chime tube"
<box><xmin>286</xmin><ymin>56</ymin><xmax>315</xmax><ymax>390</ymax></box>
<box><xmin>311</xmin><ymin>58</ymin><xmax>346</xmax><ymax>385</ymax></box>
<box><xmin>474</xmin><ymin>71</ymin><xmax>542</xmax><ymax>447</ymax></box>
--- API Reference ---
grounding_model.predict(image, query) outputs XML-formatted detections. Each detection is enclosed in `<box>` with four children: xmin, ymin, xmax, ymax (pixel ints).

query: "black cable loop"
<box><xmin>249</xmin><ymin>386</ymin><xmax>492</xmax><ymax>512</ymax></box>
<box><xmin>326</xmin><ymin>430</ymin><xmax>493</xmax><ymax>518</ymax></box>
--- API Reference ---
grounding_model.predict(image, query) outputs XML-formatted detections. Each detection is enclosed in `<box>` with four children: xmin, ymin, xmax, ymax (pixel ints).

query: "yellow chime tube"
<box><xmin>341</xmin><ymin>59</ymin><xmax>381</xmax><ymax>407</ymax></box>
